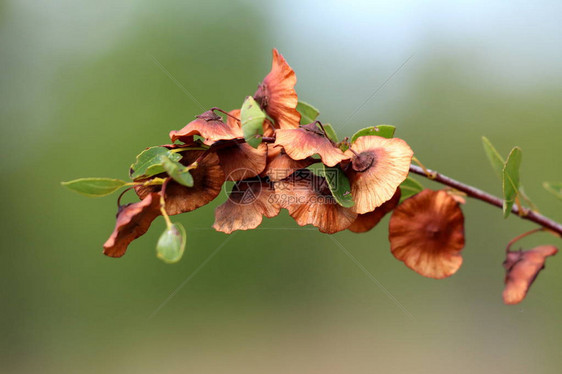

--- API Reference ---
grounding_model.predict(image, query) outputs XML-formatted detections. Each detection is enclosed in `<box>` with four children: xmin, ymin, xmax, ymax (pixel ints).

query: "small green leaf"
<box><xmin>502</xmin><ymin>146</ymin><xmax>522</xmax><ymax>218</ymax></box>
<box><xmin>240</xmin><ymin>96</ymin><xmax>265</xmax><ymax>148</ymax></box>
<box><xmin>161</xmin><ymin>156</ymin><xmax>194</xmax><ymax>187</ymax></box>
<box><xmin>61</xmin><ymin>178</ymin><xmax>127</xmax><ymax>197</ymax></box>
<box><xmin>309</xmin><ymin>163</ymin><xmax>354</xmax><ymax>208</ymax></box>
<box><xmin>483</xmin><ymin>138</ymin><xmax>538</xmax><ymax>210</ymax></box>
<box><xmin>482</xmin><ymin>136</ymin><xmax>505</xmax><ymax>180</ymax></box>
<box><xmin>543</xmin><ymin>182</ymin><xmax>562</xmax><ymax>201</ymax></box>
<box><xmin>130</xmin><ymin>147</ymin><xmax>182</xmax><ymax>179</ymax></box>
<box><xmin>351</xmin><ymin>125</ymin><xmax>396</xmax><ymax>143</ymax></box>
<box><xmin>297</xmin><ymin>101</ymin><xmax>320</xmax><ymax>124</ymax></box>
<box><xmin>400</xmin><ymin>176</ymin><xmax>424</xmax><ymax>200</ymax></box>
<box><xmin>322</xmin><ymin>123</ymin><xmax>339</xmax><ymax>143</ymax></box>
<box><xmin>156</xmin><ymin>223</ymin><xmax>186</xmax><ymax>264</ymax></box>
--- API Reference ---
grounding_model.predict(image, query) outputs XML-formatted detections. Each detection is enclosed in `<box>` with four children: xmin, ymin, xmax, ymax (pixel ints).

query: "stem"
<box><xmin>211</xmin><ymin>107</ymin><xmax>239</xmax><ymax>121</ymax></box>
<box><xmin>348</xmin><ymin>147</ymin><xmax>360</xmax><ymax>158</ymax></box>
<box><xmin>117</xmin><ymin>186</ymin><xmax>135</xmax><ymax>207</ymax></box>
<box><xmin>170</xmin><ymin>146</ymin><xmax>209</xmax><ymax>153</ymax></box>
<box><xmin>412</xmin><ymin>156</ymin><xmax>436</xmax><ymax>179</ymax></box>
<box><xmin>314</xmin><ymin>120</ymin><xmax>330</xmax><ymax>139</ymax></box>
<box><xmin>409</xmin><ymin>164</ymin><xmax>562</xmax><ymax>236</ymax></box>
<box><xmin>264</xmin><ymin>119</ymin><xmax>276</xmax><ymax>134</ymax></box>
<box><xmin>138</xmin><ymin>177</ymin><xmax>167</xmax><ymax>186</ymax></box>
<box><xmin>160</xmin><ymin>178</ymin><xmax>173</xmax><ymax>229</ymax></box>
<box><xmin>505</xmin><ymin>228</ymin><xmax>544</xmax><ymax>252</ymax></box>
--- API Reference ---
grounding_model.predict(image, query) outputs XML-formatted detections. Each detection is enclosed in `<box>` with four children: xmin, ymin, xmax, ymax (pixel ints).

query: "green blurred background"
<box><xmin>2</xmin><ymin>0</ymin><xmax>561</xmax><ymax>373</ymax></box>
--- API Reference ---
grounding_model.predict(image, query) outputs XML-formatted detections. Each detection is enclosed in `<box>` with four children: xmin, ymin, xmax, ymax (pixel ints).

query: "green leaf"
<box><xmin>309</xmin><ymin>163</ymin><xmax>354</xmax><ymax>208</ymax></box>
<box><xmin>130</xmin><ymin>147</ymin><xmax>182</xmax><ymax>179</ymax></box>
<box><xmin>483</xmin><ymin>138</ymin><xmax>538</xmax><ymax>210</ymax></box>
<box><xmin>161</xmin><ymin>156</ymin><xmax>194</xmax><ymax>187</ymax></box>
<box><xmin>322</xmin><ymin>123</ymin><xmax>339</xmax><ymax>143</ymax></box>
<box><xmin>481</xmin><ymin>136</ymin><xmax>505</xmax><ymax>180</ymax></box>
<box><xmin>61</xmin><ymin>178</ymin><xmax>127</xmax><ymax>197</ymax></box>
<box><xmin>502</xmin><ymin>146</ymin><xmax>522</xmax><ymax>218</ymax></box>
<box><xmin>400</xmin><ymin>176</ymin><xmax>424</xmax><ymax>201</ymax></box>
<box><xmin>350</xmin><ymin>125</ymin><xmax>396</xmax><ymax>143</ymax></box>
<box><xmin>543</xmin><ymin>182</ymin><xmax>562</xmax><ymax>201</ymax></box>
<box><xmin>156</xmin><ymin>223</ymin><xmax>186</xmax><ymax>264</ymax></box>
<box><xmin>297</xmin><ymin>101</ymin><xmax>320</xmax><ymax>124</ymax></box>
<box><xmin>240</xmin><ymin>96</ymin><xmax>265</xmax><ymax>148</ymax></box>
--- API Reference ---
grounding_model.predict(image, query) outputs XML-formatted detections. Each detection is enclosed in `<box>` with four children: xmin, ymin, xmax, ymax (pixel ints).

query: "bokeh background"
<box><xmin>2</xmin><ymin>0</ymin><xmax>562</xmax><ymax>373</ymax></box>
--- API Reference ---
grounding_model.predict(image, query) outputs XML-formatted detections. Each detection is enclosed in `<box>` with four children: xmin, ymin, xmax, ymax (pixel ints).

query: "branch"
<box><xmin>208</xmin><ymin>137</ymin><xmax>562</xmax><ymax>236</ymax></box>
<box><xmin>409</xmin><ymin>165</ymin><xmax>562</xmax><ymax>236</ymax></box>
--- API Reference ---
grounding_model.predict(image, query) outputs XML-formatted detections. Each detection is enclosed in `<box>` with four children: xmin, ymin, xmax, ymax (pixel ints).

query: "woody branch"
<box><xmin>209</xmin><ymin>135</ymin><xmax>562</xmax><ymax>236</ymax></box>
<box><xmin>409</xmin><ymin>164</ymin><xmax>562</xmax><ymax>236</ymax></box>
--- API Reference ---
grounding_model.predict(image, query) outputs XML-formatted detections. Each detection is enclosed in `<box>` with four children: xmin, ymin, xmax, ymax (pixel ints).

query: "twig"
<box><xmin>409</xmin><ymin>165</ymin><xmax>562</xmax><ymax>236</ymax></box>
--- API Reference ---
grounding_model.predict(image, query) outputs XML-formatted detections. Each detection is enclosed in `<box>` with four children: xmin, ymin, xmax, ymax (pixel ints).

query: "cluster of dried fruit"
<box><xmin>63</xmin><ymin>49</ymin><xmax>559</xmax><ymax>305</ymax></box>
